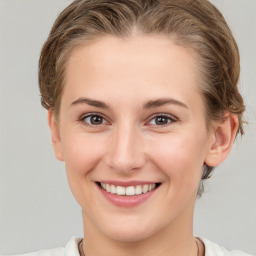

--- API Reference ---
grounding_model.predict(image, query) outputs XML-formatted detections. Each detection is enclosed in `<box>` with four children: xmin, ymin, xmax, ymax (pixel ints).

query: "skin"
<box><xmin>48</xmin><ymin>34</ymin><xmax>238</xmax><ymax>256</ymax></box>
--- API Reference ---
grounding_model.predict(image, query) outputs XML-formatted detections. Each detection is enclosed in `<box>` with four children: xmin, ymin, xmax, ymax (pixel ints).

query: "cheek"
<box><xmin>148</xmin><ymin>132</ymin><xmax>207</xmax><ymax>184</ymax></box>
<box><xmin>61</xmin><ymin>130</ymin><xmax>105</xmax><ymax>175</ymax></box>
<box><xmin>60</xmin><ymin>131</ymin><xmax>107</xmax><ymax>206</ymax></box>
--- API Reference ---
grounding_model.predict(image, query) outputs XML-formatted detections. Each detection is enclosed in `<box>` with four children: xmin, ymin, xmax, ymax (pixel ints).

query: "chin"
<box><xmin>105</xmin><ymin>228</ymin><xmax>152</xmax><ymax>243</ymax></box>
<box><xmin>98</xmin><ymin>216</ymin><xmax>162</xmax><ymax>243</ymax></box>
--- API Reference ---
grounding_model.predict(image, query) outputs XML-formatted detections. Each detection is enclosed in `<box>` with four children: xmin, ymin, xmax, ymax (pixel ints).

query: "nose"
<box><xmin>104</xmin><ymin>123</ymin><xmax>146</xmax><ymax>174</ymax></box>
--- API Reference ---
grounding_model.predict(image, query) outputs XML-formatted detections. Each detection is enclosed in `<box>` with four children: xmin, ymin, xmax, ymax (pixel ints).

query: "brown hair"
<box><xmin>39</xmin><ymin>0</ymin><xmax>245</xmax><ymax>185</ymax></box>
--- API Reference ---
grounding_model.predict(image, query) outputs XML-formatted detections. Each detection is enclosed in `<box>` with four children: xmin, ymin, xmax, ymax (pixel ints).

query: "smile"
<box><xmin>97</xmin><ymin>182</ymin><xmax>161</xmax><ymax>207</ymax></box>
<box><xmin>99</xmin><ymin>182</ymin><xmax>159</xmax><ymax>196</ymax></box>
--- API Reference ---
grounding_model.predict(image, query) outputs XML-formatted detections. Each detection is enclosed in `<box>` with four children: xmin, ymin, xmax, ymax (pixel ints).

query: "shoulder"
<box><xmin>200</xmin><ymin>237</ymin><xmax>255</xmax><ymax>256</ymax></box>
<box><xmin>4</xmin><ymin>248</ymin><xmax>64</xmax><ymax>256</ymax></box>
<box><xmin>0</xmin><ymin>237</ymin><xmax>82</xmax><ymax>256</ymax></box>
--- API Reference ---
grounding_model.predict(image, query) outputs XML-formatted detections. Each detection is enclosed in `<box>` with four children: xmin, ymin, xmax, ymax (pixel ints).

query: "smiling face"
<box><xmin>48</xmin><ymin>35</ymin><xmax>226</xmax><ymax>244</ymax></box>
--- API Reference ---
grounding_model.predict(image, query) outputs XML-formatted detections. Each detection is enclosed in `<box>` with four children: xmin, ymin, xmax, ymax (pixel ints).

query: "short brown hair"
<box><xmin>39</xmin><ymin>0</ymin><xmax>245</xmax><ymax>183</ymax></box>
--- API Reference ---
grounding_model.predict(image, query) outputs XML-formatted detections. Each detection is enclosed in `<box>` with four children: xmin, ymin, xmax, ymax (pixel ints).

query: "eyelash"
<box><xmin>79</xmin><ymin>113</ymin><xmax>177</xmax><ymax>127</ymax></box>
<box><xmin>79</xmin><ymin>113</ymin><xmax>109</xmax><ymax>127</ymax></box>
<box><xmin>147</xmin><ymin>113</ymin><xmax>177</xmax><ymax>127</ymax></box>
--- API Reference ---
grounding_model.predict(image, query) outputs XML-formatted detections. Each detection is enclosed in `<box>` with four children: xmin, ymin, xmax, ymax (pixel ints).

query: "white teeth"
<box><xmin>106</xmin><ymin>184</ymin><xmax>111</xmax><ymax>192</ymax></box>
<box><xmin>126</xmin><ymin>186</ymin><xmax>135</xmax><ymax>196</ymax></box>
<box><xmin>110</xmin><ymin>185</ymin><xmax>116</xmax><ymax>194</ymax></box>
<box><xmin>116</xmin><ymin>186</ymin><xmax>126</xmax><ymax>195</ymax></box>
<box><xmin>135</xmin><ymin>185</ymin><xmax>142</xmax><ymax>195</ymax></box>
<box><xmin>142</xmin><ymin>184</ymin><xmax>149</xmax><ymax>193</ymax></box>
<box><xmin>100</xmin><ymin>183</ymin><xmax>157</xmax><ymax>196</ymax></box>
<box><xmin>149</xmin><ymin>184</ymin><xmax>156</xmax><ymax>191</ymax></box>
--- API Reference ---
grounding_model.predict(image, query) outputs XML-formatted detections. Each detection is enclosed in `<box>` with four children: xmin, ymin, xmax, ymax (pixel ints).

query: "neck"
<box><xmin>81</xmin><ymin>198</ymin><xmax>199</xmax><ymax>256</ymax></box>
<box><xmin>82</xmin><ymin>234</ymin><xmax>197</xmax><ymax>256</ymax></box>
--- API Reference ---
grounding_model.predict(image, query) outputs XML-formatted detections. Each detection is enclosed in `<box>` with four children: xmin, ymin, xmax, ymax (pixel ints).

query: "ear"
<box><xmin>47</xmin><ymin>110</ymin><xmax>64</xmax><ymax>161</ymax></box>
<box><xmin>204</xmin><ymin>113</ymin><xmax>239</xmax><ymax>167</ymax></box>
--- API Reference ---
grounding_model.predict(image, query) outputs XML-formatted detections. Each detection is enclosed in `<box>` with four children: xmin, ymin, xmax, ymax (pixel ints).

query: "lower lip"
<box><xmin>98</xmin><ymin>185</ymin><xmax>159</xmax><ymax>208</ymax></box>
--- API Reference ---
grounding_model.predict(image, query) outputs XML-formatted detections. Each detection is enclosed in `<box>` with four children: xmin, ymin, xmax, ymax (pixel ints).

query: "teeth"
<box><xmin>135</xmin><ymin>185</ymin><xmax>142</xmax><ymax>195</ymax></box>
<box><xmin>126</xmin><ymin>186</ymin><xmax>135</xmax><ymax>196</ymax></box>
<box><xmin>142</xmin><ymin>184</ymin><xmax>149</xmax><ymax>193</ymax></box>
<box><xmin>110</xmin><ymin>185</ymin><xmax>116</xmax><ymax>194</ymax></box>
<box><xmin>149</xmin><ymin>184</ymin><xmax>156</xmax><ymax>191</ymax></box>
<box><xmin>100</xmin><ymin>183</ymin><xmax>157</xmax><ymax>196</ymax></box>
<box><xmin>116</xmin><ymin>186</ymin><xmax>126</xmax><ymax>195</ymax></box>
<box><xmin>106</xmin><ymin>184</ymin><xmax>111</xmax><ymax>192</ymax></box>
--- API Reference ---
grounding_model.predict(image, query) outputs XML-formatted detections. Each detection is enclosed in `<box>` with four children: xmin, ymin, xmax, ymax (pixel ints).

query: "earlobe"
<box><xmin>47</xmin><ymin>110</ymin><xmax>64</xmax><ymax>161</ymax></box>
<box><xmin>204</xmin><ymin>113</ymin><xmax>239</xmax><ymax>167</ymax></box>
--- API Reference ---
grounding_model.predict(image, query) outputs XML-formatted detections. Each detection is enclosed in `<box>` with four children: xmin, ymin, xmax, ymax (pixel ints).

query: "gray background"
<box><xmin>0</xmin><ymin>0</ymin><xmax>255</xmax><ymax>255</ymax></box>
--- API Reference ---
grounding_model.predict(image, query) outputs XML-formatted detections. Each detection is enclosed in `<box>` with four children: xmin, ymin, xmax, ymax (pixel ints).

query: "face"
<box><xmin>50</xmin><ymin>35</ymin><xmax>218</xmax><ymax>243</ymax></box>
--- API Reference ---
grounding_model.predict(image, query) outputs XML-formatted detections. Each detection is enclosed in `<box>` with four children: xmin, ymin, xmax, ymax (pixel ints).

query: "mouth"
<box><xmin>96</xmin><ymin>182</ymin><xmax>161</xmax><ymax>196</ymax></box>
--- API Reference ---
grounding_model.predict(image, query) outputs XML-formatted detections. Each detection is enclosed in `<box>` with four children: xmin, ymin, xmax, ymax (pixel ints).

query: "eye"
<box><xmin>148</xmin><ymin>114</ymin><xmax>176</xmax><ymax>126</ymax></box>
<box><xmin>81</xmin><ymin>114</ymin><xmax>107</xmax><ymax>126</ymax></box>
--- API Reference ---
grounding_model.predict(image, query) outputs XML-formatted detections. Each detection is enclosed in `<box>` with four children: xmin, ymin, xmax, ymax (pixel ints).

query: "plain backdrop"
<box><xmin>0</xmin><ymin>0</ymin><xmax>255</xmax><ymax>255</ymax></box>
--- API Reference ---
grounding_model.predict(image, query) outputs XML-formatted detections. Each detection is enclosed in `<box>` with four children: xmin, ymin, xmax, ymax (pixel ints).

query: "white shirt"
<box><xmin>3</xmin><ymin>237</ymin><xmax>254</xmax><ymax>256</ymax></box>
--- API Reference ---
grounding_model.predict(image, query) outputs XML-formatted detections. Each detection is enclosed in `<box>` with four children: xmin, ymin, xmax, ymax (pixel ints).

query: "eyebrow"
<box><xmin>143</xmin><ymin>98</ymin><xmax>188</xmax><ymax>109</ymax></box>
<box><xmin>71</xmin><ymin>97</ymin><xmax>109</xmax><ymax>109</ymax></box>
<box><xmin>71</xmin><ymin>97</ymin><xmax>188</xmax><ymax>109</ymax></box>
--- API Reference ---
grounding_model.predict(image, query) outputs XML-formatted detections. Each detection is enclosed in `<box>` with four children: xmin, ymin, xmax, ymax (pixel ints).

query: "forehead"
<box><xmin>63</xmin><ymin>35</ymin><xmax>202</xmax><ymax>108</ymax></box>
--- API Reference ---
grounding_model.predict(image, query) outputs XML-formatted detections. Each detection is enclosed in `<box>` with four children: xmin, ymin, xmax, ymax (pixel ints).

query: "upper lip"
<box><xmin>96</xmin><ymin>180</ymin><xmax>161</xmax><ymax>187</ymax></box>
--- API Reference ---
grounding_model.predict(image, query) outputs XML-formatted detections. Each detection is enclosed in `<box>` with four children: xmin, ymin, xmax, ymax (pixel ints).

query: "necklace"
<box><xmin>78</xmin><ymin>238</ymin><xmax>201</xmax><ymax>256</ymax></box>
<box><xmin>196</xmin><ymin>238</ymin><xmax>200</xmax><ymax>256</ymax></box>
<box><xmin>78</xmin><ymin>239</ymin><xmax>85</xmax><ymax>256</ymax></box>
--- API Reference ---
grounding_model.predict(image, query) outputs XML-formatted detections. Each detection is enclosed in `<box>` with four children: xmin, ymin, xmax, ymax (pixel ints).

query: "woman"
<box><xmin>2</xmin><ymin>0</ymin><xmax>254</xmax><ymax>255</ymax></box>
